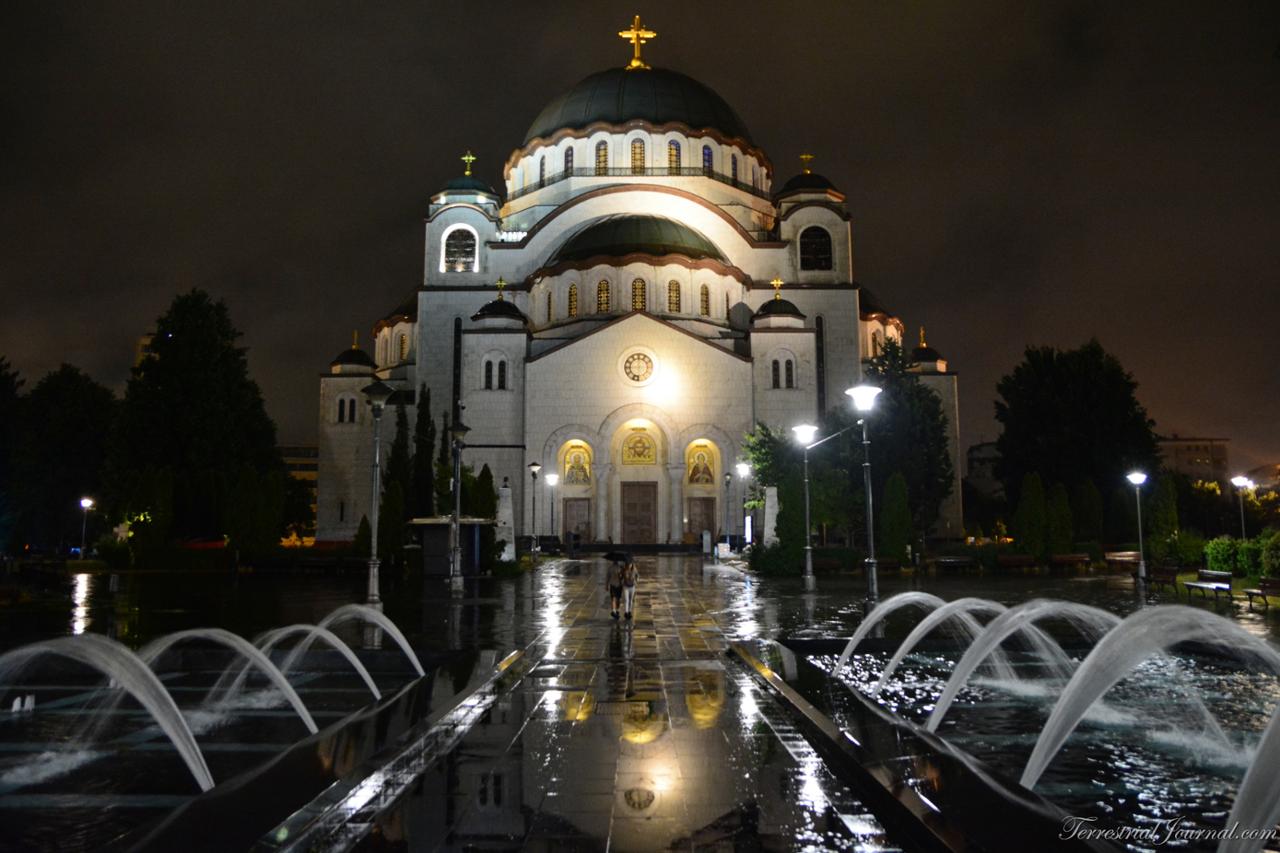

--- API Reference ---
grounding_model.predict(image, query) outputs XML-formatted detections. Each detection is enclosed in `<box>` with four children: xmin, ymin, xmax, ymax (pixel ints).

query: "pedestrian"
<box><xmin>607</xmin><ymin>559</ymin><xmax>624</xmax><ymax>620</ymax></box>
<box><xmin>621</xmin><ymin>560</ymin><xmax>638</xmax><ymax>621</ymax></box>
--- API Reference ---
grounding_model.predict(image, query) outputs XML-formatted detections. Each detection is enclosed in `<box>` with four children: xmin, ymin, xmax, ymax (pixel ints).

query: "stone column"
<box><xmin>763</xmin><ymin>485</ymin><xmax>780</xmax><ymax>545</ymax></box>
<box><xmin>594</xmin><ymin>463</ymin><xmax>612</xmax><ymax>543</ymax></box>
<box><xmin>667</xmin><ymin>464</ymin><xmax>684</xmax><ymax>545</ymax></box>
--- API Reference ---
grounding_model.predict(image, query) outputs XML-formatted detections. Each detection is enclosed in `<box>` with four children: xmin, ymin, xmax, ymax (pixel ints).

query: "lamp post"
<box><xmin>721</xmin><ymin>471</ymin><xmax>732</xmax><ymax>561</ymax></box>
<box><xmin>1127</xmin><ymin>471</ymin><xmax>1148</xmax><ymax>584</ymax></box>
<box><xmin>78</xmin><ymin>499</ymin><xmax>94</xmax><ymax>558</ymax></box>
<box><xmin>450</xmin><ymin>419</ymin><xmax>470</xmax><ymax>592</ymax></box>
<box><xmin>545</xmin><ymin>473</ymin><xmax>559</xmax><ymax>544</ymax></box>
<box><xmin>736</xmin><ymin>462</ymin><xmax>751</xmax><ymax>546</ymax></box>
<box><xmin>791</xmin><ymin>423</ymin><xmax>820</xmax><ymax>590</ymax></box>
<box><xmin>361</xmin><ymin>380</ymin><xmax>394</xmax><ymax>607</ymax></box>
<box><xmin>846</xmin><ymin>383</ymin><xmax>884</xmax><ymax>605</ymax></box>
<box><xmin>528</xmin><ymin>462</ymin><xmax>542</xmax><ymax>555</ymax></box>
<box><xmin>1230</xmin><ymin>475</ymin><xmax>1253</xmax><ymax>540</ymax></box>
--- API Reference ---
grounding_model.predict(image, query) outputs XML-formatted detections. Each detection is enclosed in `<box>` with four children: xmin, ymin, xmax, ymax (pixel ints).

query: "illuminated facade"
<box><xmin>317</xmin><ymin>22</ymin><xmax>963</xmax><ymax>544</ymax></box>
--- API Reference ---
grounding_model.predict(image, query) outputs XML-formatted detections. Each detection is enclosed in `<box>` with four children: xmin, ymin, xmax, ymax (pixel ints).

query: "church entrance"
<box><xmin>687</xmin><ymin>497</ymin><xmax>716</xmax><ymax>541</ymax></box>
<box><xmin>563</xmin><ymin>498</ymin><xmax>591</xmax><ymax>542</ymax></box>
<box><xmin>620</xmin><ymin>482</ymin><xmax>657</xmax><ymax>544</ymax></box>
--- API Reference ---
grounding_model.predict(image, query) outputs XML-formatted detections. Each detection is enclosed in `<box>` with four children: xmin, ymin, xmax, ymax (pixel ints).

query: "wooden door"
<box><xmin>687</xmin><ymin>497</ymin><xmax>716</xmax><ymax>540</ymax></box>
<box><xmin>621</xmin><ymin>482</ymin><xmax>658</xmax><ymax>544</ymax></box>
<box><xmin>563</xmin><ymin>498</ymin><xmax>591</xmax><ymax>542</ymax></box>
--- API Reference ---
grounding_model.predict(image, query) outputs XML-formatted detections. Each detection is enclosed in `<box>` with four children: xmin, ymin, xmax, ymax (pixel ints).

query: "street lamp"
<box><xmin>78</xmin><ymin>499</ymin><xmax>94</xmax><ymax>558</ymax></box>
<box><xmin>721</xmin><ymin>471</ymin><xmax>732</xmax><ymax>560</ymax></box>
<box><xmin>528</xmin><ymin>462</ymin><xmax>542</xmax><ymax>555</ymax></box>
<box><xmin>736</xmin><ymin>462</ymin><xmax>751</xmax><ymax>546</ymax></box>
<box><xmin>792</xmin><ymin>423</ymin><xmax>820</xmax><ymax>589</ymax></box>
<box><xmin>450</xmin><ymin>419</ymin><xmax>470</xmax><ymax>591</ymax></box>
<box><xmin>1126</xmin><ymin>471</ymin><xmax>1148</xmax><ymax>584</ymax></box>
<box><xmin>846</xmin><ymin>383</ymin><xmax>883</xmax><ymax>605</ymax></box>
<box><xmin>545</xmin><ymin>473</ymin><xmax>559</xmax><ymax>544</ymax></box>
<box><xmin>1230</xmin><ymin>475</ymin><xmax>1254</xmax><ymax>540</ymax></box>
<box><xmin>361</xmin><ymin>380</ymin><xmax>395</xmax><ymax>607</ymax></box>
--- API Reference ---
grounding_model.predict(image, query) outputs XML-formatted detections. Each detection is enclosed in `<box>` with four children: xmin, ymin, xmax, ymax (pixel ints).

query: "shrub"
<box><xmin>1255</xmin><ymin>533</ymin><xmax>1279</xmax><ymax>577</ymax></box>
<box><xmin>1173</xmin><ymin>532</ymin><xmax>1207</xmax><ymax>570</ymax></box>
<box><xmin>95</xmin><ymin>536</ymin><xmax>132</xmax><ymax>571</ymax></box>
<box><xmin>879</xmin><ymin>473</ymin><xmax>912</xmax><ymax>563</ymax></box>
<box><xmin>1204</xmin><ymin>536</ymin><xmax>1238</xmax><ymax>573</ymax></box>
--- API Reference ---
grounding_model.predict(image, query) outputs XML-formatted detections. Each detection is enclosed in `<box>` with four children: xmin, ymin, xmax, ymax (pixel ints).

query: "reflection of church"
<box><xmin>316</xmin><ymin>19</ymin><xmax>962</xmax><ymax>544</ymax></box>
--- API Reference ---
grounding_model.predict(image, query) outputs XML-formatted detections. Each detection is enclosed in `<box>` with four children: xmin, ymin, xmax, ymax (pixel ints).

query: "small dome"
<box><xmin>524</xmin><ymin>67</ymin><xmax>754</xmax><ymax>146</ymax></box>
<box><xmin>912</xmin><ymin>344</ymin><xmax>944</xmax><ymax>362</ymax></box>
<box><xmin>550</xmin><ymin>215</ymin><xmax>725</xmax><ymax>265</ymax></box>
<box><xmin>777</xmin><ymin>171</ymin><xmax>838</xmax><ymax>196</ymax></box>
<box><xmin>753</xmin><ymin>298</ymin><xmax>805</xmax><ymax>319</ymax></box>
<box><xmin>471</xmin><ymin>299</ymin><xmax>528</xmax><ymax>323</ymax></box>
<box><xmin>330</xmin><ymin>347</ymin><xmax>376</xmax><ymax>368</ymax></box>
<box><xmin>440</xmin><ymin>174</ymin><xmax>498</xmax><ymax>196</ymax></box>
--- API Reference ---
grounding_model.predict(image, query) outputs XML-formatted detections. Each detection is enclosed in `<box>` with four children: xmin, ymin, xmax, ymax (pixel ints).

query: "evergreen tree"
<box><xmin>1071</xmin><ymin>480</ymin><xmax>1104</xmax><ymax>543</ymax></box>
<box><xmin>384</xmin><ymin>401</ymin><xmax>412</xmax><ymax>513</ymax></box>
<box><xmin>1013</xmin><ymin>473</ymin><xmax>1047</xmax><ymax>559</ymax></box>
<box><xmin>1046</xmin><ymin>482</ymin><xmax>1074</xmax><ymax>555</ymax></box>
<box><xmin>377</xmin><ymin>481</ymin><xmax>405</xmax><ymax>562</ymax></box>
<box><xmin>471</xmin><ymin>464</ymin><xmax>499</xmax><ymax>568</ymax></box>
<box><xmin>1106</xmin><ymin>484</ymin><xmax>1138</xmax><ymax>544</ymax></box>
<box><xmin>1148</xmin><ymin>473</ymin><xmax>1179</xmax><ymax>541</ymax></box>
<box><xmin>410</xmin><ymin>385</ymin><xmax>435</xmax><ymax>517</ymax></box>
<box><xmin>0</xmin><ymin>358</ymin><xmax>23</xmax><ymax>552</ymax></box>
<box><xmin>878</xmin><ymin>472</ymin><xmax>913</xmax><ymax>563</ymax></box>
<box><xmin>352</xmin><ymin>514</ymin><xmax>371</xmax><ymax>558</ymax></box>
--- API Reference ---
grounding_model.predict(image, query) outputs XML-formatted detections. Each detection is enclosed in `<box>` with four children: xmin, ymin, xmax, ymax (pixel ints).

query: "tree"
<box><xmin>410</xmin><ymin>386</ymin><xmax>435</xmax><ymax>517</ymax></box>
<box><xmin>995</xmin><ymin>340</ymin><xmax>1158</xmax><ymax>498</ymax></box>
<box><xmin>108</xmin><ymin>290</ymin><xmax>285</xmax><ymax>541</ymax></box>
<box><xmin>1012</xmin><ymin>473</ymin><xmax>1047</xmax><ymax>559</ymax></box>
<box><xmin>879</xmin><ymin>472</ymin><xmax>913</xmax><ymax>563</ymax></box>
<box><xmin>435</xmin><ymin>411</ymin><xmax>453</xmax><ymax>514</ymax></box>
<box><xmin>1071</xmin><ymin>480</ymin><xmax>1104</xmax><ymax>543</ymax></box>
<box><xmin>377</xmin><ymin>481</ymin><xmax>405</xmax><ymax>562</ymax></box>
<box><xmin>384</xmin><ymin>401</ymin><xmax>412</xmax><ymax>509</ymax></box>
<box><xmin>352</xmin><ymin>514</ymin><xmax>371</xmax><ymax>558</ymax></box>
<box><xmin>1148</xmin><ymin>472</ymin><xmax>1179</xmax><ymax>542</ymax></box>
<box><xmin>1046</xmin><ymin>482</ymin><xmax>1074</xmax><ymax>555</ymax></box>
<box><xmin>0</xmin><ymin>358</ymin><xmax>25</xmax><ymax>551</ymax></box>
<box><xmin>9</xmin><ymin>365</ymin><xmax>116</xmax><ymax>550</ymax></box>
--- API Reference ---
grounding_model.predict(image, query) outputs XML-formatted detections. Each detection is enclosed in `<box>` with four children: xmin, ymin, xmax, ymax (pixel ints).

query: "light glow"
<box><xmin>735</xmin><ymin>462</ymin><xmax>750</xmax><ymax>478</ymax></box>
<box><xmin>845</xmin><ymin>383</ymin><xmax>882</xmax><ymax>413</ymax></box>
<box><xmin>791</xmin><ymin>424</ymin><xmax>818</xmax><ymax>446</ymax></box>
<box><xmin>80</xmin><ymin>497</ymin><xmax>94</xmax><ymax>510</ymax></box>
<box><xmin>545</xmin><ymin>473</ymin><xmax>559</xmax><ymax>487</ymax></box>
<box><xmin>1231</xmin><ymin>475</ymin><xmax>1251</xmax><ymax>489</ymax></box>
<box><xmin>1127</xmin><ymin>471</ymin><xmax>1148</xmax><ymax>486</ymax></box>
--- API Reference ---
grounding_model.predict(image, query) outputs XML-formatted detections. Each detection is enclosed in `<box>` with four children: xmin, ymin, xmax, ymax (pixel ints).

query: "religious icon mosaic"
<box><xmin>621</xmin><ymin>431</ymin><xmax>657</xmax><ymax>465</ymax></box>
<box><xmin>563</xmin><ymin>443</ymin><xmax>592</xmax><ymax>484</ymax></box>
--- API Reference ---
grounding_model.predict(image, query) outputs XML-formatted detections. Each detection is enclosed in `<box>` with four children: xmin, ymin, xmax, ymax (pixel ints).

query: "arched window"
<box><xmin>498</xmin><ymin>361</ymin><xmax>507</xmax><ymax>390</ymax></box>
<box><xmin>442</xmin><ymin>226</ymin><xmax>478</xmax><ymax>273</ymax></box>
<box><xmin>799</xmin><ymin>226</ymin><xmax>833</xmax><ymax>270</ymax></box>
<box><xmin>538</xmin><ymin>156</ymin><xmax>545</xmax><ymax>184</ymax></box>
<box><xmin>595</xmin><ymin>140</ymin><xmax>608</xmax><ymax>175</ymax></box>
<box><xmin>752</xmin><ymin>165</ymin><xmax>758</xmax><ymax>188</ymax></box>
<box><xmin>699</xmin><ymin>284</ymin><xmax>710</xmax><ymax>317</ymax></box>
<box><xmin>563</xmin><ymin>146</ymin><xmax>574</xmax><ymax>172</ymax></box>
<box><xmin>596</xmin><ymin>280</ymin><xmax>610</xmax><ymax>312</ymax></box>
<box><xmin>785</xmin><ymin>360</ymin><xmax>795</xmax><ymax>389</ymax></box>
<box><xmin>337</xmin><ymin>398</ymin><xmax>346</xmax><ymax>423</ymax></box>
<box><xmin>667</xmin><ymin>280</ymin><xmax>681</xmax><ymax>313</ymax></box>
<box><xmin>398</xmin><ymin>334</ymin><xmax>408</xmax><ymax>361</ymax></box>
<box><xmin>484</xmin><ymin>361</ymin><xmax>493</xmax><ymax>390</ymax></box>
<box><xmin>348</xmin><ymin>399</ymin><xmax>356</xmax><ymax>422</ymax></box>
<box><xmin>631</xmin><ymin>279</ymin><xmax>646</xmax><ymax>311</ymax></box>
<box><xmin>701</xmin><ymin>144</ymin><xmax>713</xmax><ymax>173</ymax></box>
<box><xmin>667</xmin><ymin>140</ymin><xmax>680</xmax><ymax>173</ymax></box>
<box><xmin>630</xmin><ymin>139</ymin><xmax>645</xmax><ymax>174</ymax></box>
<box><xmin>730</xmin><ymin>154</ymin><xmax>738</xmax><ymax>182</ymax></box>
<box><xmin>771</xmin><ymin>360</ymin><xmax>780</xmax><ymax>389</ymax></box>
<box><xmin>546</xmin><ymin>291</ymin><xmax>553</xmax><ymax>323</ymax></box>
<box><xmin>568</xmin><ymin>283</ymin><xmax>578</xmax><ymax>317</ymax></box>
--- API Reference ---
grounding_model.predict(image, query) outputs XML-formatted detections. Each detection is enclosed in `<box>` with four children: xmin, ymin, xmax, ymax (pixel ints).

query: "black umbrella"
<box><xmin>603</xmin><ymin>550</ymin><xmax>631</xmax><ymax>563</ymax></box>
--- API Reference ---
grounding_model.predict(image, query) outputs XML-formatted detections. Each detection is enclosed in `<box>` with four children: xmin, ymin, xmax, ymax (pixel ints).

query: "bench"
<box><xmin>996</xmin><ymin>553</ymin><xmax>1037</xmax><ymax>569</ymax></box>
<box><xmin>1143</xmin><ymin>565</ymin><xmax>1181</xmax><ymax>596</ymax></box>
<box><xmin>933</xmin><ymin>555</ymin><xmax>977</xmax><ymax>571</ymax></box>
<box><xmin>1244</xmin><ymin>577</ymin><xmax>1280</xmax><ymax>611</ymax></box>
<box><xmin>1049</xmin><ymin>553</ymin><xmax>1092</xmax><ymax>568</ymax></box>
<box><xmin>1184</xmin><ymin>569</ymin><xmax>1234</xmax><ymax>603</ymax></box>
<box><xmin>1104</xmin><ymin>551</ymin><xmax>1140</xmax><ymax>571</ymax></box>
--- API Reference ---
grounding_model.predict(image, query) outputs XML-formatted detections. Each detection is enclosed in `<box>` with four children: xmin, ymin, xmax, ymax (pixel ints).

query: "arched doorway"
<box><xmin>556</xmin><ymin>439</ymin><xmax>594</xmax><ymax>541</ymax></box>
<box><xmin>611</xmin><ymin>419</ymin><xmax>665</xmax><ymax>544</ymax></box>
<box><xmin>683</xmin><ymin>439</ymin><xmax>723</xmax><ymax>542</ymax></box>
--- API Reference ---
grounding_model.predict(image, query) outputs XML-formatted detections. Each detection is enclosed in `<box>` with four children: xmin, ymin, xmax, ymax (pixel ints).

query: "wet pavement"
<box><xmin>356</xmin><ymin>555</ymin><xmax>899</xmax><ymax>852</ymax></box>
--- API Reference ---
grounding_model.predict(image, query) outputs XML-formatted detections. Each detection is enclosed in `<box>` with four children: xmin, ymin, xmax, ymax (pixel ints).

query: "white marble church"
<box><xmin>316</xmin><ymin>18</ymin><xmax>962</xmax><ymax>546</ymax></box>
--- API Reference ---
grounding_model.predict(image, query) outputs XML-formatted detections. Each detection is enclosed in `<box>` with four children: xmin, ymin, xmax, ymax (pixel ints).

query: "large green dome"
<box><xmin>523</xmin><ymin>67</ymin><xmax>754</xmax><ymax>146</ymax></box>
<box><xmin>550</xmin><ymin>215</ymin><xmax>725</xmax><ymax>265</ymax></box>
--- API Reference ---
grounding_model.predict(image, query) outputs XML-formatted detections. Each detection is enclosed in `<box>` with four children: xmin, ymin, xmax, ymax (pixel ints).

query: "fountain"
<box><xmin>255</xmin><ymin>625</ymin><xmax>381</xmax><ymax>699</ymax></box>
<box><xmin>870</xmin><ymin>597</ymin><xmax>1011</xmax><ymax>696</ymax></box>
<box><xmin>314</xmin><ymin>604</ymin><xmax>426</xmax><ymax>676</ymax></box>
<box><xmin>833</xmin><ymin>591</ymin><xmax>945</xmax><ymax>672</ymax></box>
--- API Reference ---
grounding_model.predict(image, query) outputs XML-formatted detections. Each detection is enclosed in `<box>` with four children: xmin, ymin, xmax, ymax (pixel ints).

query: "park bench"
<box><xmin>1244</xmin><ymin>577</ymin><xmax>1280</xmax><ymax>611</ymax></box>
<box><xmin>1143</xmin><ymin>565</ymin><xmax>1180</xmax><ymax>596</ymax></box>
<box><xmin>1184</xmin><ymin>569</ymin><xmax>1234</xmax><ymax>603</ymax></box>
<box><xmin>1104</xmin><ymin>551</ymin><xmax>1140</xmax><ymax>571</ymax></box>
<box><xmin>1049</xmin><ymin>553</ymin><xmax>1092</xmax><ymax>568</ymax></box>
<box><xmin>933</xmin><ymin>555</ymin><xmax>976</xmax><ymax>571</ymax></box>
<box><xmin>996</xmin><ymin>553</ymin><xmax>1037</xmax><ymax>569</ymax></box>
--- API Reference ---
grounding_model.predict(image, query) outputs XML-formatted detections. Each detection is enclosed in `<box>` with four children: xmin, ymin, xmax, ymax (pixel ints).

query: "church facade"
<box><xmin>316</xmin><ymin>21</ymin><xmax>962</xmax><ymax>546</ymax></box>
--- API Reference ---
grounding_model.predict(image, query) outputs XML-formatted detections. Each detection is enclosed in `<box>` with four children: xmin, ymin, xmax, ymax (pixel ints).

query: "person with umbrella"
<box><xmin>604</xmin><ymin>550</ymin><xmax>629</xmax><ymax>621</ymax></box>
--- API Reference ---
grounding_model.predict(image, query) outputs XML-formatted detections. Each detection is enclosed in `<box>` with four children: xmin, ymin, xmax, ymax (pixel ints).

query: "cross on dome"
<box><xmin>495</xmin><ymin>277</ymin><xmax>507</xmax><ymax>301</ymax></box>
<box><xmin>799</xmin><ymin>153</ymin><xmax>815</xmax><ymax>174</ymax></box>
<box><xmin>460</xmin><ymin>150</ymin><xmax>477</xmax><ymax>176</ymax></box>
<box><xmin>351</xmin><ymin>330</ymin><xmax>359</xmax><ymax>349</ymax></box>
<box><xmin>770</xmin><ymin>277</ymin><xmax>784</xmax><ymax>300</ymax></box>
<box><xmin>919</xmin><ymin>325</ymin><xmax>928</xmax><ymax>346</ymax></box>
<box><xmin>618</xmin><ymin>15</ymin><xmax>656</xmax><ymax>71</ymax></box>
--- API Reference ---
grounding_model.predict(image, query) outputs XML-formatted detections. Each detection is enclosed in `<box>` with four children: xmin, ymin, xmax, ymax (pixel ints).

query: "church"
<box><xmin>316</xmin><ymin>18</ymin><xmax>962</xmax><ymax>547</ymax></box>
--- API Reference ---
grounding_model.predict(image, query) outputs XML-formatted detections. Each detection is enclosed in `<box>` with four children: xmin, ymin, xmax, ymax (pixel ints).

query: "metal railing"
<box><xmin>506</xmin><ymin>166</ymin><xmax>773</xmax><ymax>203</ymax></box>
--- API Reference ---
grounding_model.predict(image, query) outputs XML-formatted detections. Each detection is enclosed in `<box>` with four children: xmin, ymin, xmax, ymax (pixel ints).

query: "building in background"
<box><xmin>280</xmin><ymin>445</ymin><xmax>318</xmax><ymax>537</ymax></box>
<box><xmin>1158</xmin><ymin>434</ymin><xmax>1230</xmax><ymax>483</ymax></box>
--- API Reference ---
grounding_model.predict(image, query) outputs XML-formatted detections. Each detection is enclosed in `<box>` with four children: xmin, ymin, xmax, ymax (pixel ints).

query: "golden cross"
<box><xmin>495</xmin><ymin>277</ymin><xmax>507</xmax><ymax>301</ymax></box>
<box><xmin>919</xmin><ymin>325</ymin><xmax>927</xmax><ymax>346</ymax></box>
<box><xmin>799</xmin><ymin>153</ymin><xmax>814</xmax><ymax>175</ymax></box>
<box><xmin>351</xmin><ymin>330</ymin><xmax>359</xmax><ymax>349</ymax></box>
<box><xmin>770</xmin><ymin>277</ymin><xmax>784</xmax><ymax>300</ymax></box>
<box><xmin>461</xmin><ymin>150</ymin><xmax>477</xmax><ymax>176</ymax></box>
<box><xmin>618</xmin><ymin>15</ymin><xmax>656</xmax><ymax>70</ymax></box>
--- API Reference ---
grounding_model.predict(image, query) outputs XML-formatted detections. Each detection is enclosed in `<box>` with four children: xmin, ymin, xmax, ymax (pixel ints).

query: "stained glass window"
<box><xmin>699</xmin><ymin>284</ymin><xmax>710</xmax><ymax>316</ymax></box>
<box><xmin>597</xmin><ymin>280</ymin><xmax>610</xmax><ymax>312</ymax></box>
<box><xmin>631</xmin><ymin>279</ymin><xmax>646</xmax><ymax>311</ymax></box>
<box><xmin>702</xmin><ymin>144</ymin><xmax>713</xmax><ymax>173</ymax></box>
<box><xmin>568</xmin><ymin>283</ymin><xmax>578</xmax><ymax>317</ymax></box>
<box><xmin>667</xmin><ymin>281</ymin><xmax>680</xmax><ymax>312</ymax></box>
<box><xmin>443</xmin><ymin>228</ymin><xmax>476</xmax><ymax>272</ymax></box>
<box><xmin>631</xmin><ymin>139</ymin><xmax>645</xmax><ymax>174</ymax></box>
<box><xmin>595</xmin><ymin>141</ymin><xmax>608</xmax><ymax>175</ymax></box>
<box><xmin>667</xmin><ymin>140</ymin><xmax>680</xmax><ymax>173</ymax></box>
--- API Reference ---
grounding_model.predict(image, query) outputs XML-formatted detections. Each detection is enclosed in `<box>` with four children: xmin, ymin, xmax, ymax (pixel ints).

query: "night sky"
<box><xmin>3</xmin><ymin>2</ymin><xmax>1278</xmax><ymax>471</ymax></box>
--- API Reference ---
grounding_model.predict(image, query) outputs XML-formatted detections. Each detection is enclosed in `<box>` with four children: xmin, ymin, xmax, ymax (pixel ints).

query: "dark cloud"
<box><xmin>2</xmin><ymin>1</ymin><xmax>1278</xmax><ymax>471</ymax></box>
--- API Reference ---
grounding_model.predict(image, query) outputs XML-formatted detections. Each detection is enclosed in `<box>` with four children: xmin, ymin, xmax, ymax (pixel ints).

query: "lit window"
<box><xmin>631</xmin><ymin>279</ymin><xmax>646</xmax><ymax>311</ymax></box>
<box><xmin>799</xmin><ymin>226</ymin><xmax>833</xmax><ymax>270</ymax></box>
<box><xmin>785</xmin><ymin>360</ymin><xmax>795</xmax><ymax>388</ymax></box>
<box><xmin>443</xmin><ymin>227</ymin><xmax>477</xmax><ymax>273</ymax></box>
<box><xmin>667</xmin><ymin>281</ymin><xmax>680</xmax><ymax>312</ymax></box>
<box><xmin>631</xmin><ymin>139</ymin><xmax>645</xmax><ymax>174</ymax></box>
<box><xmin>595</xmin><ymin>141</ymin><xmax>608</xmax><ymax>175</ymax></box>
<box><xmin>568</xmin><ymin>283</ymin><xmax>578</xmax><ymax>317</ymax></box>
<box><xmin>597</xmin><ymin>280</ymin><xmax>610</xmax><ymax>312</ymax></box>
<box><xmin>702</xmin><ymin>144</ymin><xmax>713</xmax><ymax>173</ymax></box>
<box><xmin>667</xmin><ymin>140</ymin><xmax>680</xmax><ymax>173</ymax></box>
<box><xmin>699</xmin><ymin>284</ymin><xmax>710</xmax><ymax>317</ymax></box>
<box><xmin>498</xmin><ymin>361</ymin><xmax>507</xmax><ymax>390</ymax></box>
<box><xmin>731</xmin><ymin>154</ymin><xmax>738</xmax><ymax>181</ymax></box>
<box><xmin>398</xmin><ymin>334</ymin><xmax>408</xmax><ymax>361</ymax></box>
<box><xmin>484</xmin><ymin>361</ymin><xmax>493</xmax><ymax>390</ymax></box>
<box><xmin>771</xmin><ymin>360</ymin><xmax>780</xmax><ymax>389</ymax></box>
<box><xmin>563</xmin><ymin>146</ymin><xmax>574</xmax><ymax>172</ymax></box>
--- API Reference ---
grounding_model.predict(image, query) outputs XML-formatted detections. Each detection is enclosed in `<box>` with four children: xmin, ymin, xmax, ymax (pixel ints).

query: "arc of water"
<box><xmin>1020</xmin><ymin>605</ymin><xmax>1280</xmax><ymax>790</ymax></box>
<box><xmin>140</xmin><ymin>629</ymin><xmax>318</xmax><ymax>734</ymax></box>
<box><xmin>870</xmin><ymin>598</ymin><xmax>1009</xmax><ymax>697</ymax></box>
<box><xmin>834</xmin><ymin>592</ymin><xmax>946</xmax><ymax>673</ymax></box>
<box><xmin>0</xmin><ymin>634</ymin><xmax>214</xmax><ymax>791</ymax></box>
<box><xmin>1219</xmin><ymin>701</ymin><xmax>1280</xmax><ymax>853</ymax></box>
<box><xmin>256</xmin><ymin>625</ymin><xmax>381</xmax><ymax>699</ymax></box>
<box><xmin>313</xmin><ymin>604</ymin><xmax>425</xmax><ymax>677</ymax></box>
<box><xmin>925</xmin><ymin>600</ymin><xmax>1121</xmax><ymax>732</ymax></box>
